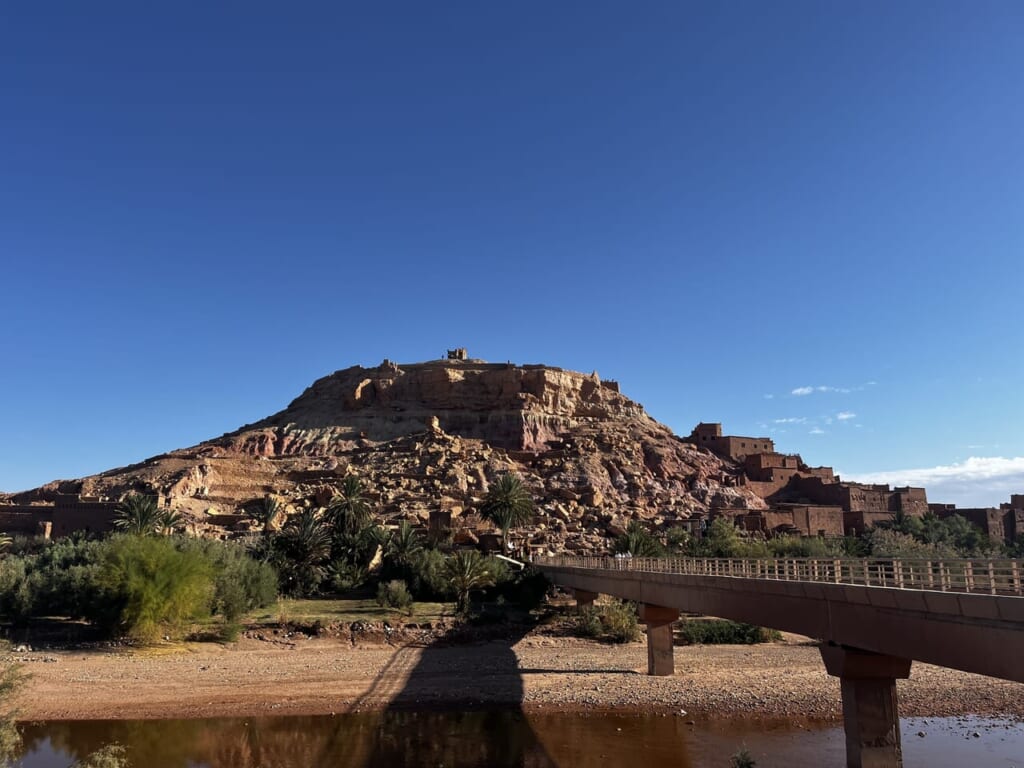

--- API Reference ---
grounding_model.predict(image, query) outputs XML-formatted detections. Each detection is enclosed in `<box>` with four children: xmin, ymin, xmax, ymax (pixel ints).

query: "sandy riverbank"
<box><xmin>10</xmin><ymin>633</ymin><xmax>1023</xmax><ymax>722</ymax></box>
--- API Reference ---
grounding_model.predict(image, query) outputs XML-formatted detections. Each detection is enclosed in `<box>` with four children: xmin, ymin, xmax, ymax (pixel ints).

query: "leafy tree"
<box><xmin>696</xmin><ymin>518</ymin><xmax>768</xmax><ymax>558</ymax></box>
<box><xmin>766</xmin><ymin>535</ymin><xmax>834</xmax><ymax>558</ymax></box>
<box><xmin>872</xmin><ymin>511</ymin><xmax>993</xmax><ymax>557</ymax></box>
<box><xmin>665</xmin><ymin>526</ymin><xmax>692</xmax><ymax>554</ymax></box>
<box><xmin>328</xmin><ymin>476</ymin><xmax>373</xmax><ymax>534</ymax></box>
<box><xmin>879</xmin><ymin>509</ymin><xmax>925</xmax><ymax>538</ymax></box>
<box><xmin>865</xmin><ymin>528</ymin><xmax>957</xmax><ymax>559</ymax></box>
<box><xmin>479</xmin><ymin>473</ymin><xmax>534</xmax><ymax>553</ymax></box>
<box><xmin>274</xmin><ymin>509</ymin><xmax>331</xmax><ymax>596</ymax></box>
<box><xmin>1006</xmin><ymin>536</ymin><xmax>1024</xmax><ymax>559</ymax></box>
<box><xmin>445</xmin><ymin>550</ymin><xmax>496</xmax><ymax>614</ymax></box>
<box><xmin>612</xmin><ymin>521</ymin><xmax>665</xmax><ymax>557</ymax></box>
<box><xmin>701</xmin><ymin>517</ymin><xmax>745</xmax><ymax>557</ymax></box>
<box><xmin>112</xmin><ymin>494</ymin><xmax>161</xmax><ymax>536</ymax></box>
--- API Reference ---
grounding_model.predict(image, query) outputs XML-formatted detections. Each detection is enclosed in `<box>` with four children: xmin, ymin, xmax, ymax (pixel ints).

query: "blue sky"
<box><xmin>1</xmin><ymin>2</ymin><xmax>1021</xmax><ymax>506</ymax></box>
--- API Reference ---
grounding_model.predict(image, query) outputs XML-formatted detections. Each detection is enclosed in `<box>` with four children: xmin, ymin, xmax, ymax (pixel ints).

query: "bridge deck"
<box><xmin>536</xmin><ymin>556</ymin><xmax>1024</xmax><ymax>683</ymax></box>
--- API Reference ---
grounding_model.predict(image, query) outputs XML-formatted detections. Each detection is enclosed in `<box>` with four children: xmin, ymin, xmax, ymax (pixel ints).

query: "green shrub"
<box><xmin>678</xmin><ymin>619</ymin><xmax>780</xmax><ymax>645</ymax></box>
<box><xmin>766</xmin><ymin>535</ymin><xmax>834</xmax><ymax>558</ymax></box>
<box><xmin>405</xmin><ymin>548</ymin><xmax>452</xmax><ymax>600</ymax></box>
<box><xmin>167</xmin><ymin>539</ymin><xmax>277</xmax><ymax>621</ymax></box>
<box><xmin>328</xmin><ymin>560</ymin><xmax>369</xmax><ymax>593</ymax></box>
<box><xmin>730</xmin><ymin>748</ymin><xmax>756</xmax><ymax>768</ymax></box>
<box><xmin>0</xmin><ymin>558</ymin><xmax>31</xmax><ymax>624</ymax></box>
<box><xmin>573</xmin><ymin>600</ymin><xmax>640</xmax><ymax>643</ymax></box>
<box><xmin>92</xmin><ymin>535</ymin><xmax>215</xmax><ymax>643</ymax></box>
<box><xmin>574</xmin><ymin>606</ymin><xmax>604</xmax><ymax>638</ymax></box>
<box><xmin>602</xmin><ymin>600</ymin><xmax>641</xmax><ymax>642</ymax></box>
<box><xmin>376</xmin><ymin>579</ymin><xmax>414</xmax><ymax>612</ymax></box>
<box><xmin>219</xmin><ymin>622</ymin><xmax>243</xmax><ymax>643</ymax></box>
<box><xmin>487</xmin><ymin>566</ymin><xmax>549</xmax><ymax>610</ymax></box>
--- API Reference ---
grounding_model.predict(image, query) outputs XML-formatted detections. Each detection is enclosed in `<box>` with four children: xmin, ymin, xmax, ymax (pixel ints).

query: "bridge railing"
<box><xmin>533</xmin><ymin>555</ymin><xmax>1024</xmax><ymax>596</ymax></box>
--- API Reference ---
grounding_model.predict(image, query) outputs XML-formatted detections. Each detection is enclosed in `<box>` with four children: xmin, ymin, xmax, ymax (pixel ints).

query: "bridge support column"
<box><xmin>573</xmin><ymin>589</ymin><xmax>599</xmax><ymax>610</ymax></box>
<box><xmin>821</xmin><ymin>643</ymin><xmax>912</xmax><ymax>768</ymax></box>
<box><xmin>639</xmin><ymin>604</ymin><xmax>679</xmax><ymax>676</ymax></box>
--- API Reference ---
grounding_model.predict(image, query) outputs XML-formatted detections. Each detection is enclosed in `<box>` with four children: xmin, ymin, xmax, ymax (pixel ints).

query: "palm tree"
<box><xmin>479</xmin><ymin>473</ymin><xmax>534</xmax><ymax>553</ymax></box>
<box><xmin>328</xmin><ymin>476</ymin><xmax>372</xmax><ymax>534</ymax></box>
<box><xmin>112</xmin><ymin>494</ymin><xmax>161</xmax><ymax>536</ymax></box>
<box><xmin>386</xmin><ymin>521</ymin><xmax>424</xmax><ymax>571</ymax></box>
<box><xmin>250</xmin><ymin>495</ymin><xmax>281</xmax><ymax>535</ymax></box>
<box><xmin>613</xmin><ymin>520</ymin><xmax>664</xmax><ymax>557</ymax></box>
<box><xmin>277</xmin><ymin>508</ymin><xmax>332</xmax><ymax>596</ymax></box>
<box><xmin>445</xmin><ymin>550</ymin><xmax>496</xmax><ymax>614</ymax></box>
<box><xmin>156</xmin><ymin>508</ymin><xmax>184</xmax><ymax>536</ymax></box>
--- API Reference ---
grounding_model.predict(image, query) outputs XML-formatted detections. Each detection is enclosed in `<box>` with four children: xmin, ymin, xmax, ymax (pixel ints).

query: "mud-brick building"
<box><xmin>782</xmin><ymin>476</ymin><xmax>929</xmax><ymax>534</ymax></box>
<box><xmin>930</xmin><ymin>495</ymin><xmax>1024</xmax><ymax>543</ymax></box>
<box><xmin>689</xmin><ymin>423</ymin><xmax>774</xmax><ymax>461</ymax></box>
<box><xmin>741</xmin><ymin>452</ymin><xmax>837</xmax><ymax>498</ymax></box>
<box><xmin>738</xmin><ymin>504</ymin><xmax>846</xmax><ymax>537</ymax></box>
<box><xmin>0</xmin><ymin>494</ymin><xmax>119</xmax><ymax>538</ymax></box>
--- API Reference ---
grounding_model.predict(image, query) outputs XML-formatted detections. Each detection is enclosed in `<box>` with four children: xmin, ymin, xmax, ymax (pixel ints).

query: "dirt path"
<box><xmin>11</xmin><ymin>635</ymin><xmax>1024</xmax><ymax>722</ymax></box>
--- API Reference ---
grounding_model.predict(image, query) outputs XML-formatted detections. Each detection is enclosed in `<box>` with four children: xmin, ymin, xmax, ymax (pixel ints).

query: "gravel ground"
<box><xmin>10</xmin><ymin>633</ymin><xmax>1023</xmax><ymax>722</ymax></box>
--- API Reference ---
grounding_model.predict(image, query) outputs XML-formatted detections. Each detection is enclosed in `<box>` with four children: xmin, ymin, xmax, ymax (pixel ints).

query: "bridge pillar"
<box><xmin>573</xmin><ymin>589</ymin><xmax>599</xmax><ymax>610</ymax></box>
<box><xmin>821</xmin><ymin>643</ymin><xmax>912</xmax><ymax>768</ymax></box>
<box><xmin>639</xmin><ymin>604</ymin><xmax>679</xmax><ymax>676</ymax></box>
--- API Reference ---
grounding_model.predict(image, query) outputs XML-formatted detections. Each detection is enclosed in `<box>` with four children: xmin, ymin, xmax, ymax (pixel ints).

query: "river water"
<box><xmin>10</xmin><ymin>712</ymin><xmax>1024</xmax><ymax>767</ymax></box>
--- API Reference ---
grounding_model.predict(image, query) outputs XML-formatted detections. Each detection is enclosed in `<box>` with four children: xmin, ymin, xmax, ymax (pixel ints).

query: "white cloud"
<box><xmin>848</xmin><ymin>457</ymin><xmax>1024</xmax><ymax>508</ymax></box>
<box><xmin>774</xmin><ymin>417</ymin><xmax>806</xmax><ymax>424</ymax></box>
<box><xmin>790</xmin><ymin>382</ymin><xmax>877</xmax><ymax>397</ymax></box>
<box><xmin>763</xmin><ymin>394</ymin><xmax>774</xmax><ymax>400</ymax></box>
<box><xmin>836</xmin><ymin>411</ymin><xmax>856</xmax><ymax>421</ymax></box>
<box><xmin>809</xmin><ymin>427</ymin><xmax>826</xmax><ymax>435</ymax></box>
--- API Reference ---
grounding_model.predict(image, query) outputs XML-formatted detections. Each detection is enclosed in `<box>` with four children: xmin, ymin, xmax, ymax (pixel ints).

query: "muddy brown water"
<box><xmin>10</xmin><ymin>712</ymin><xmax>1024</xmax><ymax>767</ymax></box>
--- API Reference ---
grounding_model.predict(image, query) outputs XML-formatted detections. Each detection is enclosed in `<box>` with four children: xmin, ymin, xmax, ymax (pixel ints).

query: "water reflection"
<box><xmin>16</xmin><ymin>711</ymin><xmax>589</xmax><ymax>768</ymax></box>
<box><xmin>13</xmin><ymin>713</ymin><xmax>1024</xmax><ymax>768</ymax></box>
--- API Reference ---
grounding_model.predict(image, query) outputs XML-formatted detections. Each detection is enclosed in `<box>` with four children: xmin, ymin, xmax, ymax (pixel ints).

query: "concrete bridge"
<box><xmin>535</xmin><ymin>555</ymin><xmax>1024</xmax><ymax>768</ymax></box>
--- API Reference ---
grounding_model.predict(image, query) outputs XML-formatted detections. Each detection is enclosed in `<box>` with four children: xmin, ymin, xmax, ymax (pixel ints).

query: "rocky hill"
<box><xmin>4</xmin><ymin>357</ymin><xmax>765</xmax><ymax>553</ymax></box>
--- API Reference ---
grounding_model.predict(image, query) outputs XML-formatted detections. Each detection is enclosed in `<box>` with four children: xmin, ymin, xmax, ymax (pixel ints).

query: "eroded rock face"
<box><xmin>3</xmin><ymin>358</ymin><xmax>765</xmax><ymax>552</ymax></box>
<box><xmin>224</xmin><ymin>361</ymin><xmax>646</xmax><ymax>455</ymax></box>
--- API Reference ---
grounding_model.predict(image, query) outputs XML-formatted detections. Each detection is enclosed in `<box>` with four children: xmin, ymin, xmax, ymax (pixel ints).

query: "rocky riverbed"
<box><xmin>10</xmin><ymin>632</ymin><xmax>1023</xmax><ymax>722</ymax></box>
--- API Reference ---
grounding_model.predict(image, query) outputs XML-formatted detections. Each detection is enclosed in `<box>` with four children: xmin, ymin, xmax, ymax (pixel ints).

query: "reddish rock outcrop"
<box><xmin>2</xmin><ymin>357</ymin><xmax>764</xmax><ymax>551</ymax></box>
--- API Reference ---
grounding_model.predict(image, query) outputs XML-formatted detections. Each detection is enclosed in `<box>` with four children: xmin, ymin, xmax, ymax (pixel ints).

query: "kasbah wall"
<box><xmin>688</xmin><ymin>423</ymin><xmax>1022</xmax><ymax>543</ymax></box>
<box><xmin>0</xmin><ymin>494</ymin><xmax>119</xmax><ymax>538</ymax></box>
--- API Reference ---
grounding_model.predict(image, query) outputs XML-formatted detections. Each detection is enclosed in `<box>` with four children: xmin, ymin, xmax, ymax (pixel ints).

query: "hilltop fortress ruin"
<box><xmin>1</xmin><ymin>353</ymin><xmax>1020</xmax><ymax>549</ymax></box>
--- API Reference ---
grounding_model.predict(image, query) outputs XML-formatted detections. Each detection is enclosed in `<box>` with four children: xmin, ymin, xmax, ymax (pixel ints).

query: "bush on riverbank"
<box><xmin>574</xmin><ymin>600</ymin><xmax>640</xmax><ymax>643</ymax></box>
<box><xmin>677</xmin><ymin>619</ymin><xmax>781</xmax><ymax>645</ymax></box>
<box><xmin>0</xmin><ymin>535</ymin><xmax>277</xmax><ymax>643</ymax></box>
<box><xmin>376</xmin><ymin>579</ymin><xmax>414</xmax><ymax>613</ymax></box>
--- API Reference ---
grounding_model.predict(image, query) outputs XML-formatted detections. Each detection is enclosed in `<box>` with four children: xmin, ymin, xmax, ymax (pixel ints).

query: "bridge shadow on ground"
<box><xmin>352</xmin><ymin>620</ymin><xmax>557</xmax><ymax>768</ymax></box>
